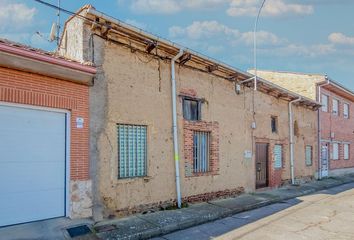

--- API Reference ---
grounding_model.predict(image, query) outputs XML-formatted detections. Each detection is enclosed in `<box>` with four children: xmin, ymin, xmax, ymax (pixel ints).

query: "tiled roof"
<box><xmin>0</xmin><ymin>38</ymin><xmax>94</xmax><ymax>66</ymax></box>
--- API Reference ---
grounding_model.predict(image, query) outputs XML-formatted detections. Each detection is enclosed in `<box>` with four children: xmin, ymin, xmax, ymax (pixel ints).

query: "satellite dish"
<box><xmin>49</xmin><ymin>22</ymin><xmax>57</xmax><ymax>42</ymax></box>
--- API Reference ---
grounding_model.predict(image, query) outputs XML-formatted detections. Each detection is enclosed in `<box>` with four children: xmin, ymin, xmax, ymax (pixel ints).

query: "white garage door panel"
<box><xmin>0</xmin><ymin>105</ymin><xmax>67</xmax><ymax>227</ymax></box>
<box><xmin>0</xmin><ymin>162</ymin><xmax>65</xmax><ymax>193</ymax></box>
<box><xmin>0</xmin><ymin>190</ymin><xmax>65</xmax><ymax>226</ymax></box>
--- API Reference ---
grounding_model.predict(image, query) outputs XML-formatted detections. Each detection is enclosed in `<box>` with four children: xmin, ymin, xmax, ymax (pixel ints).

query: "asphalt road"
<box><xmin>154</xmin><ymin>182</ymin><xmax>354</xmax><ymax>240</ymax></box>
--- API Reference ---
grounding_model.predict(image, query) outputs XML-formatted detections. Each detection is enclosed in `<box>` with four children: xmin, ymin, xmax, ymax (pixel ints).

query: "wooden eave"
<box><xmin>82</xmin><ymin>8</ymin><xmax>320</xmax><ymax>110</ymax></box>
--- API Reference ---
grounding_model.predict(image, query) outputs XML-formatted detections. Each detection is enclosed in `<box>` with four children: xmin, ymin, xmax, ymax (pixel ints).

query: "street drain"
<box><xmin>67</xmin><ymin>225</ymin><xmax>92</xmax><ymax>238</ymax></box>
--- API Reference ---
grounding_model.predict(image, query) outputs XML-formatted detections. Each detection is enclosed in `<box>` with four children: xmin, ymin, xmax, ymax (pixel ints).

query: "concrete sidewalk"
<box><xmin>1</xmin><ymin>175</ymin><xmax>354</xmax><ymax>240</ymax></box>
<box><xmin>94</xmin><ymin>174</ymin><xmax>354</xmax><ymax>240</ymax></box>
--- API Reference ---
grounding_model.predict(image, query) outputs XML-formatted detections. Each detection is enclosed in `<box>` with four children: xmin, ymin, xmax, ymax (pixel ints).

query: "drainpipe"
<box><xmin>171</xmin><ymin>49</ymin><xmax>184</xmax><ymax>209</ymax></box>
<box><xmin>317</xmin><ymin>77</ymin><xmax>330</xmax><ymax>179</ymax></box>
<box><xmin>289</xmin><ymin>97</ymin><xmax>302</xmax><ymax>185</ymax></box>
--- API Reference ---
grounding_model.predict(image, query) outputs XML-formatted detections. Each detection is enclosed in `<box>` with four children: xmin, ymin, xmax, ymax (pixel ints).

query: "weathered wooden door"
<box><xmin>256</xmin><ymin>143</ymin><xmax>269</xmax><ymax>189</ymax></box>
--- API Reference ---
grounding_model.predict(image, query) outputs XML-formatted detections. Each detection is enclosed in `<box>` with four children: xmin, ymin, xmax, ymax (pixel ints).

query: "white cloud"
<box><xmin>131</xmin><ymin>0</ymin><xmax>229</xmax><ymax>14</ymax></box>
<box><xmin>207</xmin><ymin>45</ymin><xmax>225</xmax><ymax>54</ymax></box>
<box><xmin>169</xmin><ymin>21</ymin><xmax>284</xmax><ymax>47</ymax></box>
<box><xmin>328</xmin><ymin>32</ymin><xmax>354</xmax><ymax>45</ymax></box>
<box><xmin>263</xmin><ymin>43</ymin><xmax>336</xmax><ymax>58</ymax></box>
<box><xmin>182</xmin><ymin>0</ymin><xmax>230</xmax><ymax>9</ymax></box>
<box><xmin>131</xmin><ymin>0</ymin><xmax>180</xmax><ymax>14</ymax></box>
<box><xmin>125</xmin><ymin>19</ymin><xmax>147</xmax><ymax>30</ymax></box>
<box><xmin>169</xmin><ymin>21</ymin><xmax>239</xmax><ymax>40</ymax></box>
<box><xmin>0</xmin><ymin>1</ymin><xmax>37</xmax><ymax>31</ymax></box>
<box><xmin>227</xmin><ymin>0</ymin><xmax>313</xmax><ymax>17</ymax></box>
<box><xmin>240</xmin><ymin>31</ymin><xmax>285</xmax><ymax>46</ymax></box>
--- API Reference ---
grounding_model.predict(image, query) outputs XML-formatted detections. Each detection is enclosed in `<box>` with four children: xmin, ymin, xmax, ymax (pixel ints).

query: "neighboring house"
<box><xmin>0</xmin><ymin>39</ymin><xmax>96</xmax><ymax>227</ymax></box>
<box><xmin>250</xmin><ymin>70</ymin><xmax>354</xmax><ymax>178</ymax></box>
<box><xmin>59</xmin><ymin>6</ymin><xmax>320</xmax><ymax>220</ymax></box>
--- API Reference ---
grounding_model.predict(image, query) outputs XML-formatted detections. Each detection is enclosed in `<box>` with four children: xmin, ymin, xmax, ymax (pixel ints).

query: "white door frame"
<box><xmin>0</xmin><ymin>101</ymin><xmax>71</xmax><ymax>218</ymax></box>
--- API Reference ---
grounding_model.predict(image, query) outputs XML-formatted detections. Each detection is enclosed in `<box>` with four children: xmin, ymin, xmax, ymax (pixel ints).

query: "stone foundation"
<box><xmin>70</xmin><ymin>180</ymin><xmax>93</xmax><ymax>218</ymax></box>
<box><xmin>110</xmin><ymin>187</ymin><xmax>245</xmax><ymax>218</ymax></box>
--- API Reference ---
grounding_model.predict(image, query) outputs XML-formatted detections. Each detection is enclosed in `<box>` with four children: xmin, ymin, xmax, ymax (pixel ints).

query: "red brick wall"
<box><xmin>183</xmin><ymin>120</ymin><xmax>220</xmax><ymax>177</ymax></box>
<box><xmin>320</xmin><ymin>88</ymin><xmax>354</xmax><ymax>170</ymax></box>
<box><xmin>256</xmin><ymin>138</ymin><xmax>287</xmax><ymax>188</ymax></box>
<box><xmin>0</xmin><ymin>66</ymin><xmax>89</xmax><ymax>181</ymax></box>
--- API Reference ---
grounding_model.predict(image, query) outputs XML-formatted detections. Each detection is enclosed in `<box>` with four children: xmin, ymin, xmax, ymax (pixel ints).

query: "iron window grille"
<box><xmin>117</xmin><ymin>124</ymin><xmax>147</xmax><ymax>178</ymax></box>
<box><xmin>193</xmin><ymin>131</ymin><xmax>210</xmax><ymax>173</ymax></box>
<box><xmin>274</xmin><ymin>144</ymin><xmax>283</xmax><ymax>169</ymax></box>
<box><xmin>305</xmin><ymin>145</ymin><xmax>313</xmax><ymax>166</ymax></box>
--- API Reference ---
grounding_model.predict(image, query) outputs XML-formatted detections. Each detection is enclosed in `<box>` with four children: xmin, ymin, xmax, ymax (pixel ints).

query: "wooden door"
<box><xmin>256</xmin><ymin>143</ymin><xmax>269</xmax><ymax>189</ymax></box>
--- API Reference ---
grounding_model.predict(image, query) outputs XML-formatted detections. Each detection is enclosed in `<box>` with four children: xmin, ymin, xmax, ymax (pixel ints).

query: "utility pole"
<box><xmin>57</xmin><ymin>0</ymin><xmax>61</xmax><ymax>47</ymax></box>
<box><xmin>253</xmin><ymin>0</ymin><xmax>266</xmax><ymax>91</ymax></box>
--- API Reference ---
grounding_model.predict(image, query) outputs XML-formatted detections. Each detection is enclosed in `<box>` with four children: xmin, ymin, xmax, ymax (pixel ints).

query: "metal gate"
<box><xmin>256</xmin><ymin>143</ymin><xmax>269</xmax><ymax>189</ymax></box>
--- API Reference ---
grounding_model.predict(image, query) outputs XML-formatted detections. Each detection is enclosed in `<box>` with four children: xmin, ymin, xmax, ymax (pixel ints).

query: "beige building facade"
<box><xmin>251</xmin><ymin>70</ymin><xmax>354</xmax><ymax>178</ymax></box>
<box><xmin>59</xmin><ymin>6</ymin><xmax>320</xmax><ymax>219</ymax></box>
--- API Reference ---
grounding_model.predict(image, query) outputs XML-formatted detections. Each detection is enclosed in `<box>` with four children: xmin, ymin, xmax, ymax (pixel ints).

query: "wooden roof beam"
<box><xmin>179</xmin><ymin>52</ymin><xmax>192</xmax><ymax>65</ymax></box>
<box><xmin>145</xmin><ymin>40</ymin><xmax>157</xmax><ymax>53</ymax></box>
<box><xmin>206</xmin><ymin>64</ymin><xmax>218</xmax><ymax>73</ymax></box>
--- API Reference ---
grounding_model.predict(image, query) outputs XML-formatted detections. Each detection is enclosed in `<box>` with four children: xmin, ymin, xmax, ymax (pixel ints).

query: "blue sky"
<box><xmin>1</xmin><ymin>0</ymin><xmax>354</xmax><ymax>90</ymax></box>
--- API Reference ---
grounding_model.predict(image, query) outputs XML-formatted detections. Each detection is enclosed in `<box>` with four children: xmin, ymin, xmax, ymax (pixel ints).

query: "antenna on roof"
<box><xmin>48</xmin><ymin>0</ymin><xmax>60</xmax><ymax>46</ymax></box>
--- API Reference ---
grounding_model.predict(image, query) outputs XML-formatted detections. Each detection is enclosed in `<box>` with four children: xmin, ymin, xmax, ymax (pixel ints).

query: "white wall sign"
<box><xmin>76</xmin><ymin>117</ymin><xmax>84</xmax><ymax>128</ymax></box>
<box><xmin>244</xmin><ymin>150</ymin><xmax>252</xmax><ymax>159</ymax></box>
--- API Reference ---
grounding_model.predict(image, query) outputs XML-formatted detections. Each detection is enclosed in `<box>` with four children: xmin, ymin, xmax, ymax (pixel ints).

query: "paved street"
<box><xmin>154</xmin><ymin>182</ymin><xmax>354</xmax><ymax>240</ymax></box>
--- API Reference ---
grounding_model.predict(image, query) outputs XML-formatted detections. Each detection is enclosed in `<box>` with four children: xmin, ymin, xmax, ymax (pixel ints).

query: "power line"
<box><xmin>33</xmin><ymin>0</ymin><xmax>94</xmax><ymax>22</ymax></box>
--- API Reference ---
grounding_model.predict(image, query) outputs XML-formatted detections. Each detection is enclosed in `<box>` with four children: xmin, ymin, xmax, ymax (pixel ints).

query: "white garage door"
<box><xmin>0</xmin><ymin>104</ymin><xmax>67</xmax><ymax>227</ymax></box>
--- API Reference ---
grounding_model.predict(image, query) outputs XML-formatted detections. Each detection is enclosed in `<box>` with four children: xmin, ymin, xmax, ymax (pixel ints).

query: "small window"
<box><xmin>183</xmin><ymin>98</ymin><xmax>200</xmax><ymax>121</ymax></box>
<box><xmin>305</xmin><ymin>145</ymin><xmax>313</xmax><ymax>166</ymax></box>
<box><xmin>321</xmin><ymin>94</ymin><xmax>328</xmax><ymax>112</ymax></box>
<box><xmin>344</xmin><ymin>144</ymin><xmax>350</xmax><ymax>160</ymax></box>
<box><xmin>271</xmin><ymin>116</ymin><xmax>278</xmax><ymax>133</ymax></box>
<box><xmin>332</xmin><ymin>143</ymin><xmax>339</xmax><ymax>160</ymax></box>
<box><xmin>193</xmin><ymin>131</ymin><xmax>210</xmax><ymax>173</ymax></box>
<box><xmin>344</xmin><ymin>103</ymin><xmax>350</xmax><ymax>119</ymax></box>
<box><xmin>117</xmin><ymin>124</ymin><xmax>147</xmax><ymax>178</ymax></box>
<box><xmin>274</xmin><ymin>144</ymin><xmax>283</xmax><ymax>169</ymax></box>
<box><xmin>332</xmin><ymin>99</ymin><xmax>339</xmax><ymax>116</ymax></box>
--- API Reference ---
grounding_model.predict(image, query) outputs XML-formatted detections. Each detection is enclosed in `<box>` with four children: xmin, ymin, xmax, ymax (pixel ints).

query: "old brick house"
<box><xmin>0</xmin><ymin>39</ymin><xmax>96</xmax><ymax>227</ymax></box>
<box><xmin>59</xmin><ymin>6</ymin><xmax>320</xmax><ymax>220</ymax></box>
<box><xmin>251</xmin><ymin>70</ymin><xmax>354</xmax><ymax>178</ymax></box>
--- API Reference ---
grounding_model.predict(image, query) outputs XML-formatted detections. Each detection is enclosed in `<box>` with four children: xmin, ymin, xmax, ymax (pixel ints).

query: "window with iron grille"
<box><xmin>306</xmin><ymin>145</ymin><xmax>313</xmax><ymax>166</ymax></box>
<box><xmin>183</xmin><ymin>98</ymin><xmax>201</xmax><ymax>121</ymax></box>
<box><xmin>117</xmin><ymin>124</ymin><xmax>147</xmax><ymax>178</ymax></box>
<box><xmin>274</xmin><ymin>144</ymin><xmax>283</xmax><ymax>169</ymax></box>
<box><xmin>193</xmin><ymin>131</ymin><xmax>210</xmax><ymax>173</ymax></box>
